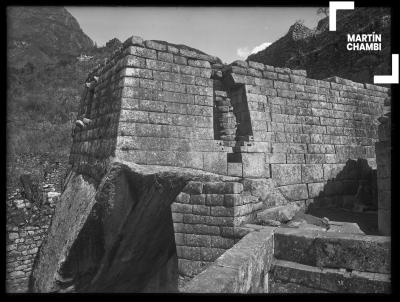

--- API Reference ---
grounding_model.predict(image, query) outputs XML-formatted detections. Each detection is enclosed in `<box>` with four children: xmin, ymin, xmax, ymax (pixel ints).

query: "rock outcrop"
<box><xmin>248</xmin><ymin>7</ymin><xmax>391</xmax><ymax>84</ymax></box>
<box><xmin>31</xmin><ymin>161</ymin><xmax>263</xmax><ymax>292</ymax></box>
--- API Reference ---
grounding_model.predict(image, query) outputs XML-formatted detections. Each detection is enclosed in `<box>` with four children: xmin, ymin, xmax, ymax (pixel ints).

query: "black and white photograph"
<box><xmin>5</xmin><ymin>2</ymin><xmax>396</xmax><ymax>294</ymax></box>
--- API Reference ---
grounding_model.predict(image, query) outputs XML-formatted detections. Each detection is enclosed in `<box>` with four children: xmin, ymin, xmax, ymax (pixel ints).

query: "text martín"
<box><xmin>347</xmin><ymin>33</ymin><xmax>382</xmax><ymax>51</ymax></box>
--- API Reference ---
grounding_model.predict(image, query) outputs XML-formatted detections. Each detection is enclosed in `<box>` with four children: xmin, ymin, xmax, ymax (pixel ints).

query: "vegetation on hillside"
<box><xmin>7</xmin><ymin>43</ymin><xmax>120</xmax><ymax>190</ymax></box>
<box><xmin>7</xmin><ymin>6</ymin><xmax>121</xmax><ymax>191</ymax></box>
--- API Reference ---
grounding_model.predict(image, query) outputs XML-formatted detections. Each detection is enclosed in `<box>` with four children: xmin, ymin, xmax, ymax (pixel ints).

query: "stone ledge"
<box><xmin>274</xmin><ymin>228</ymin><xmax>390</xmax><ymax>274</ymax></box>
<box><xmin>181</xmin><ymin>226</ymin><xmax>275</xmax><ymax>293</ymax></box>
<box><xmin>270</xmin><ymin>259</ymin><xmax>390</xmax><ymax>293</ymax></box>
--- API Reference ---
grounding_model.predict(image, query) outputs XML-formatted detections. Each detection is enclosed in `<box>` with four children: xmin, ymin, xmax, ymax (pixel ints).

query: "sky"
<box><xmin>66</xmin><ymin>7</ymin><xmax>323</xmax><ymax>64</ymax></box>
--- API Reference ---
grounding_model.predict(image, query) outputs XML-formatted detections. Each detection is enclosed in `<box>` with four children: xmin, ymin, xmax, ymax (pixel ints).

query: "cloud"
<box><xmin>236</xmin><ymin>41</ymin><xmax>272</xmax><ymax>60</ymax></box>
<box><xmin>236</xmin><ymin>47</ymin><xmax>251</xmax><ymax>59</ymax></box>
<box><xmin>250</xmin><ymin>42</ymin><xmax>272</xmax><ymax>54</ymax></box>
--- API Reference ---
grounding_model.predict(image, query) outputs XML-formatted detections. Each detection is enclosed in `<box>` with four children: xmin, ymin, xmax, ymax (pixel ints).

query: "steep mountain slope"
<box><xmin>6</xmin><ymin>7</ymin><xmax>118</xmax><ymax>191</ymax></box>
<box><xmin>248</xmin><ymin>7</ymin><xmax>391</xmax><ymax>84</ymax></box>
<box><xmin>7</xmin><ymin>6</ymin><xmax>94</xmax><ymax>69</ymax></box>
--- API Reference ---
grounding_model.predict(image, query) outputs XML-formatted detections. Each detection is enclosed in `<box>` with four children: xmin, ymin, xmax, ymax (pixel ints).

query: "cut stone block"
<box><xmin>257</xmin><ymin>203</ymin><xmax>301</xmax><ymax>223</ymax></box>
<box><xmin>278</xmin><ymin>184</ymin><xmax>308</xmax><ymax>201</ymax></box>
<box><xmin>271</xmin><ymin>164</ymin><xmax>301</xmax><ymax>186</ymax></box>
<box><xmin>227</xmin><ymin>162</ymin><xmax>242</xmax><ymax>177</ymax></box>
<box><xmin>274</xmin><ymin>228</ymin><xmax>391</xmax><ymax>274</ymax></box>
<box><xmin>242</xmin><ymin>153</ymin><xmax>268</xmax><ymax>178</ymax></box>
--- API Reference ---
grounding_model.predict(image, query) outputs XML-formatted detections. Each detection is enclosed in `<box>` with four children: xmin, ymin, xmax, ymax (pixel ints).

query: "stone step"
<box><xmin>273</xmin><ymin>228</ymin><xmax>391</xmax><ymax>274</ymax></box>
<box><xmin>269</xmin><ymin>259</ymin><xmax>390</xmax><ymax>293</ymax></box>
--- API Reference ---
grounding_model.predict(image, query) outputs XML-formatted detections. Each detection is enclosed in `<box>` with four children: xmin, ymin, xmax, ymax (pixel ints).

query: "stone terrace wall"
<box><xmin>222</xmin><ymin>61</ymin><xmax>389</xmax><ymax>208</ymax></box>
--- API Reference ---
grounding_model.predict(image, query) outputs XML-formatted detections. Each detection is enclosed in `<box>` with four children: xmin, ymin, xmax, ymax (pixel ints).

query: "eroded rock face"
<box><xmin>31</xmin><ymin>162</ymin><xmax>194</xmax><ymax>292</ymax></box>
<box><xmin>30</xmin><ymin>170</ymin><xmax>98</xmax><ymax>292</ymax></box>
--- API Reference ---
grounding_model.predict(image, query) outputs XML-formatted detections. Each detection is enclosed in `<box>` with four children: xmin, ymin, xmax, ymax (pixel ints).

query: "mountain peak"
<box><xmin>8</xmin><ymin>6</ymin><xmax>94</xmax><ymax>69</ymax></box>
<box><xmin>287</xmin><ymin>21</ymin><xmax>314</xmax><ymax>41</ymax></box>
<box><xmin>247</xmin><ymin>7</ymin><xmax>391</xmax><ymax>84</ymax></box>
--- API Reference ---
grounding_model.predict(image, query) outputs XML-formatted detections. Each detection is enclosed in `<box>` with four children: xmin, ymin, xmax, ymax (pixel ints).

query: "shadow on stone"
<box><xmin>307</xmin><ymin>158</ymin><xmax>378</xmax><ymax>234</ymax></box>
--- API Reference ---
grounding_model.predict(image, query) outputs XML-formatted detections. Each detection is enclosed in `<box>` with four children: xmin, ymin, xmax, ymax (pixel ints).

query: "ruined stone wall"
<box><xmin>7</xmin><ymin>225</ymin><xmax>48</xmax><ymax>292</ymax></box>
<box><xmin>6</xmin><ymin>186</ymin><xmax>60</xmax><ymax>292</ymax></box>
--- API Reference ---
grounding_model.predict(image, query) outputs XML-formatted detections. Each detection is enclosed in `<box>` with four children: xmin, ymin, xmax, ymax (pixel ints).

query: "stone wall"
<box><xmin>270</xmin><ymin>228</ymin><xmax>390</xmax><ymax>293</ymax></box>
<box><xmin>70</xmin><ymin>36</ymin><xmax>389</xmax><ymax>190</ymax></box>
<box><xmin>173</xmin><ymin>180</ymin><xmax>245</xmax><ymax>277</ymax></box>
<box><xmin>65</xmin><ymin>35</ymin><xmax>390</xmax><ymax>282</ymax></box>
<box><xmin>181</xmin><ymin>226</ymin><xmax>274</xmax><ymax>293</ymax></box>
<box><xmin>6</xmin><ymin>185</ymin><xmax>60</xmax><ymax>292</ymax></box>
<box><xmin>183</xmin><ymin>226</ymin><xmax>391</xmax><ymax>293</ymax></box>
<box><xmin>27</xmin><ymin>35</ymin><xmax>390</xmax><ymax>292</ymax></box>
<box><xmin>221</xmin><ymin>62</ymin><xmax>388</xmax><ymax>208</ymax></box>
<box><xmin>69</xmin><ymin>65</ymin><xmax>120</xmax><ymax>181</ymax></box>
<box><xmin>7</xmin><ymin>225</ymin><xmax>47</xmax><ymax>293</ymax></box>
<box><xmin>376</xmin><ymin>112</ymin><xmax>391</xmax><ymax>235</ymax></box>
<box><xmin>172</xmin><ymin>178</ymin><xmax>275</xmax><ymax>277</ymax></box>
<box><xmin>70</xmin><ymin>36</ymin><xmax>232</xmax><ymax>181</ymax></box>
